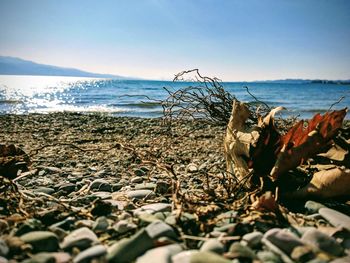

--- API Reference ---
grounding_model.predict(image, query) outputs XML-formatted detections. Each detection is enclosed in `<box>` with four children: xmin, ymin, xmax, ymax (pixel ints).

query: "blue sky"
<box><xmin>1</xmin><ymin>0</ymin><xmax>350</xmax><ymax>81</ymax></box>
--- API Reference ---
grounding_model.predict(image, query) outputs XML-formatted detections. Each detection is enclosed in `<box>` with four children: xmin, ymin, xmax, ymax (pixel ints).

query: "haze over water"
<box><xmin>0</xmin><ymin>75</ymin><xmax>349</xmax><ymax>119</ymax></box>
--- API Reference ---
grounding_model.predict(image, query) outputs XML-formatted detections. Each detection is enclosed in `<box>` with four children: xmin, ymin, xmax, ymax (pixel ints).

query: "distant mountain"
<box><xmin>0</xmin><ymin>56</ymin><xmax>123</xmax><ymax>78</ymax></box>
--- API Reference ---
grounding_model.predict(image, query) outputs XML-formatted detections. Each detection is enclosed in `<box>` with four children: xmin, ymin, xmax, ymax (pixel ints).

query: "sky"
<box><xmin>0</xmin><ymin>0</ymin><xmax>350</xmax><ymax>81</ymax></box>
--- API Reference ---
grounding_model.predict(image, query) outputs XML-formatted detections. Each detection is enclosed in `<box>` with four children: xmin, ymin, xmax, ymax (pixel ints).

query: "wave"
<box><xmin>0</xmin><ymin>99</ymin><xmax>23</xmax><ymax>104</ymax></box>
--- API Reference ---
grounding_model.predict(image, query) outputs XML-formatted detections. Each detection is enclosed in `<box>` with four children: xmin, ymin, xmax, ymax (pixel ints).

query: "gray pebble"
<box><xmin>172</xmin><ymin>250</ymin><xmax>231</xmax><ymax>263</ymax></box>
<box><xmin>130</xmin><ymin>176</ymin><xmax>143</xmax><ymax>184</ymax></box>
<box><xmin>0</xmin><ymin>239</ymin><xmax>9</xmax><ymax>257</ymax></box>
<box><xmin>319</xmin><ymin>208</ymin><xmax>350</xmax><ymax>232</ymax></box>
<box><xmin>304</xmin><ymin>201</ymin><xmax>326</xmax><ymax>214</ymax></box>
<box><xmin>20</xmin><ymin>231</ymin><xmax>59</xmax><ymax>253</ymax></box>
<box><xmin>302</xmin><ymin>228</ymin><xmax>344</xmax><ymax>256</ymax></box>
<box><xmin>89</xmin><ymin>179</ymin><xmax>112</xmax><ymax>192</ymax></box>
<box><xmin>134</xmin><ymin>203</ymin><xmax>172</xmax><ymax>216</ymax></box>
<box><xmin>92</xmin><ymin>216</ymin><xmax>109</xmax><ymax>233</ymax></box>
<box><xmin>73</xmin><ymin>244</ymin><xmax>107</xmax><ymax>263</ymax></box>
<box><xmin>136</xmin><ymin>244</ymin><xmax>182</xmax><ymax>263</ymax></box>
<box><xmin>241</xmin><ymin>231</ymin><xmax>263</xmax><ymax>248</ymax></box>
<box><xmin>127</xmin><ymin>189</ymin><xmax>155</xmax><ymax>200</ymax></box>
<box><xmin>200</xmin><ymin>239</ymin><xmax>224</xmax><ymax>255</ymax></box>
<box><xmin>61</xmin><ymin>227</ymin><xmax>99</xmax><ymax>251</ymax></box>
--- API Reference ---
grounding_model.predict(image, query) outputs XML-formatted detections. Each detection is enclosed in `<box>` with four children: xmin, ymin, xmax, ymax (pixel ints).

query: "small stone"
<box><xmin>305</xmin><ymin>201</ymin><xmax>326</xmax><ymax>214</ymax></box>
<box><xmin>0</xmin><ymin>239</ymin><xmax>9</xmax><ymax>257</ymax></box>
<box><xmin>58</xmin><ymin>183</ymin><xmax>76</xmax><ymax>193</ymax></box>
<box><xmin>92</xmin><ymin>217</ymin><xmax>109</xmax><ymax>233</ymax></box>
<box><xmin>22</xmin><ymin>252</ymin><xmax>56</xmax><ymax>263</ymax></box>
<box><xmin>0</xmin><ymin>220</ymin><xmax>9</xmax><ymax>232</ymax></box>
<box><xmin>0</xmin><ymin>256</ymin><xmax>7</xmax><ymax>263</ymax></box>
<box><xmin>61</xmin><ymin>227</ymin><xmax>99</xmax><ymax>251</ymax></box>
<box><xmin>134</xmin><ymin>183</ymin><xmax>156</xmax><ymax>190</ymax></box>
<box><xmin>319</xmin><ymin>208</ymin><xmax>350</xmax><ymax>232</ymax></box>
<box><xmin>113</xmin><ymin>220</ymin><xmax>137</xmax><ymax>234</ymax></box>
<box><xmin>49</xmin><ymin>217</ymin><xmax>75</xmax><ymax>231</ymax></box>
<box><xmin>52</xmin><ymin>252</ymin><xmax>72</xmax><ymax>263</ymax></box>
<box><xmin>257</xmin><ymin>251</ymin><xmax>282</xmax><ymax>263</ymax></box>
<box><xmin>241</xmin><ymin>231</ymin><xmax>263</xmax><ymax>248</ymax></box>
<box><xmin>330</xmin><ymin>256</ymin><xmax>350</xmax><ymax>263</ymax></box>
<box><xmin>107</xmin><ymin>221</ymin><xmax>177</xmax><ymax>262</ymax></box>
<box><xmin>186</xmin><ymin>163</ymin><xmax>198</xmax><ymax>173</ymax></box>
<box><xmin>89</xmin><ymin>179</ymin><xmax>112</xmax><ymax>192</ymax></box>
<box><xmin>200</xmin><ymin>239</ymin><xmax>224</xmax><ymax>255</ymax></box>
<box><xmin>136</xmin><ymin>244</ymin><xmax>182</xmax><ymax>263</ymax></box>
<box><xmin>130</xmin><ymin>177</ymin><xmax>143</xmax><ymax>184</ymax></box>
<box><xmin>172</xmin><ymin>250</ymin><xmax>231</xmax><ymax>263</ymax></box>
<box><xmin>126</xmin><ymin>189</ymin><xmax>155</xmax><ymax>200</ymax></box>
<box><xmin>134</xmin><ymin>169</ymin><xmax>145</xmax><ymax>177</ymax></box>
<box><xmin>290</xmin><ymin>245</ymin><xmax>315</xmax><ymax>262</ymax></box>
<box><xmin>90</xmin><ymin>191</ymin><xmax>112</xmax><ymax>199</ymax></box>
<box><xmin>301</xmin><ymin>228</ymin><xmax>344</xmax><ymax>256</ymax></box>
<box><xmin>34</xmin><ymin>187</ymin><xmax>55</xmax><ymax>195</ymax></box>
<box><xmin>112</xmin><ymin>183</ymin><xmax>123</xmax><ymax>191</ymax></box>
<box><xmin>20</xmin><ymin>231</ymin><xmax>59</xmax><ymax>252</ymax></box>
<box><xmin>225</xmin><ymin>242</ymin><xmax>256</xmax><ymax>260</ymax></box>
<box><xmin>73</xmin><ymin>244</ymin><xmax>107</xmax><ymax>263</ymax></box>
<box><xmin>155</xmin><ymin>181</ymin><xmax>171</xmax><ymax>195</ymax></box>
<box><xmin>134</xmin><ymin>203</ymin><xmax>172</xmax><ymax>216</ymax></box>
<box><xmin>263</xmin><ymin>228</ymin><xmax>304</xmax><ymax>255</ymax></box>
<box><xmin>75</xmin><ymin>219</ymin><xmax>94</xmax><ymax>229</ymax></box>
<box><xmin>15</xmin><ymin>218</ymin><xmax>43</xmax><ymax>236</ymax></box>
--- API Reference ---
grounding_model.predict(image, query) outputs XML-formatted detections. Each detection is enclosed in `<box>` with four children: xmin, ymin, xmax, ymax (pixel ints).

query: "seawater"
<box><xmin>0</xmin><ymin>75</ymin><xmax>349</xmax><ymax>119</ymax></box>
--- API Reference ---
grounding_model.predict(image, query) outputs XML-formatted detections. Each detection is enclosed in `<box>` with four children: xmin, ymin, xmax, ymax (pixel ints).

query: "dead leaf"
<box><xmin>270</xmin><ymin>109</ymin><xmax>347</xmax><ymax>181</ymax></box>
<box><xmin>252</xmin><ymin>191</ymin><xmax>278</xmax><ymax>212</ymax></box>
<box><xmin>0</xmin><ymin>144</ymin><xmax>30</xmax><ymax>179</ymax></box>
<box><xmin>318</xmin><ymin>144</ymin><xmax>348</xmax><ymax>162</ymax></box>
<box><xmin>285</xmin><ymin>167</ymin><xmax>350</xmax><ymax>199</ymax></box>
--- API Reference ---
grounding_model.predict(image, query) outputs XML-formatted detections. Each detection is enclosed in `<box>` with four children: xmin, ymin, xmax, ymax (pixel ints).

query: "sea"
<box><xmin>0</xmin><ymin>75</ymin><xmax>349</xmax><ymax>119</ymax></box>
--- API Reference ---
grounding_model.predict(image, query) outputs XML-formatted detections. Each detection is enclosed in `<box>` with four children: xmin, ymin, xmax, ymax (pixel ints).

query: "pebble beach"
<box><xmin>1</xmin><ymin>112</ymin><xmax>350</xmax><ymax>263</ymax></box>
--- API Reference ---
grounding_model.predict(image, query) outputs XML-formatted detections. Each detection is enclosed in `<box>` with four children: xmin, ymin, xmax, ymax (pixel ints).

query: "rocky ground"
<box><xmin>0</xmin><ymin>113</ymin><xmax>349</xmax><ymax>263</ymax></box>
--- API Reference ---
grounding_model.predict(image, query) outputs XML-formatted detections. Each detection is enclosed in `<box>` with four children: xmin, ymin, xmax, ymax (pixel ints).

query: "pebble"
<box><xmin>58</xmin><ymin>183</ymin><xmax>76</xmax><ymax>193</ymax></box>
<box><xmin>0</xmin><ymin>257</ymin><xmax>7</xmax><ymax>263</ymax></box>
<box><xmin>131</xmin><ymin>176</ymin><xmax>143</xmax><ymax>184</ymax></box>
<box><xmin>0</xmin><ymin>239</ymin><xmax>9</xmax><ymax>257</ymax></box>
<box><xmin>126</xmin><ymin>189</ymin><xmax>155</xmax><ymax>200</ymax></box>
<box><xmin>113</xmin><ymin>220</ymin><xmax>137</xmax><ymax>234</ymax></box>
<box><xmin>241</xmin><ymin>231</ymin><xmax>263</xmax><ymax>248</ymax></box>
<box><xmin>262</xmin><ymin>228</ymin><xmax>304</xmax><ymax>263</ymax></box>
<box><xmin>134</xmin><ymin>169</ymin><xmax>146</xmax><ymax>177</ymax></box>
<box><xmin>22</xmin><ymin>252</ymin><xmax>56</xmax><ymax>263</ymax></box>
<box><xmin>319</xmin><ymin>208</ymin><xmax>350</xmax><ymax>232</ymax></box>
<box><xmin>290</xmin><ymin>245</ymin><xmax>315</xmax><ymax>262</ymax></box>
<box><xmin>73</xmin><ymin>244</ymin><xmax>107</xmax><ymax>263</ymax></box>
<box><xmin>92</xmin><ymin>216</ymin><xmax>109</xmax><ymax>233</ymax></box>
<box><xmin>155</xmin><ymin>181</ymin><xmax>171</xmax><ymax>194</ymax></box>
<box><xmin>172</xmin><ymin>250</ymin><xmax>231</xmax><ymax>263</ymax></box>
<box><xmin>60</xmin><ymin>227</ymin><xmax>99</xmax><ymax>251</ymax></box>
<box><xmin>89</xmin><ymin>179</ymin><xmax>112</xmax><ymax>192</ymax></box>
<box><xmin>257</xmin><ymin>250</ymin><xmax>282</xmax><ymax>263</ymax></box>
<box><xmin>136</xmin><ymin>244</ymin><xmax>183</xmax><ymax>263</ymax></box>
<box><xmin>304</xmin><ymin>200</ymin><xmax>326</xmax><ymax>214</ymax></box>
<box><xmin>134</xmin><ymin>183</ymin><xmax>157</xmax><ymax>190</ymax></box>
<box><xmin>301</xmin><ymin>228</ymin><xmax>344</xmax><ymax>256</ymax></box>
<box><xmin>34</xmin><ymin>187</ymin><xmax>55</xmax><ymax>195</ymax></box>
<box><xmin>186</xmin><ymin>163</ymin><xmax>198</xmax><ymax>173</ymax></box>
<box><xmin>200</xmin><ymin>239</ymin><xmax>225</xmax><ymax>255</ymax></box>
<box><xmin>225</xmin><ymin>242</ymin><xmax>256</xmax><ymax>260</ymax></box>
<box><xmin>20</xmin><ymin>231</ymin><xmax>59</xmax><ymax>252</ymax></box>
<box><xmin>134</xmin><ymin>203</ymin><xmax>172</xmax><ymax>216</ymax></box>
<box><xmin>107</xmin><ymin>221</ymin><xmax>177</xmax><ymax>262</ymax></box>
<box><xmin>15</xmin><ymin>218</ymin><xmax>43</xmax><ymax>236</ymax></box>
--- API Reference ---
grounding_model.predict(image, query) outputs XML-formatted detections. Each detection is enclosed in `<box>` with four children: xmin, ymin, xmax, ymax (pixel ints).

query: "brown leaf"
<box><xmin>270</xmin><ymin>109</ymin><xmax>347</xmax><ymax>181</ymax></box>
<box><xmin>252</xmin><ymin>191</ymin><xmax>278</xmax><ymax>212</ymax></box>
<box><xmin>285</xmin><ymin>167</ymin><xmax>350</xmax><ymax>199</ymax></box>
